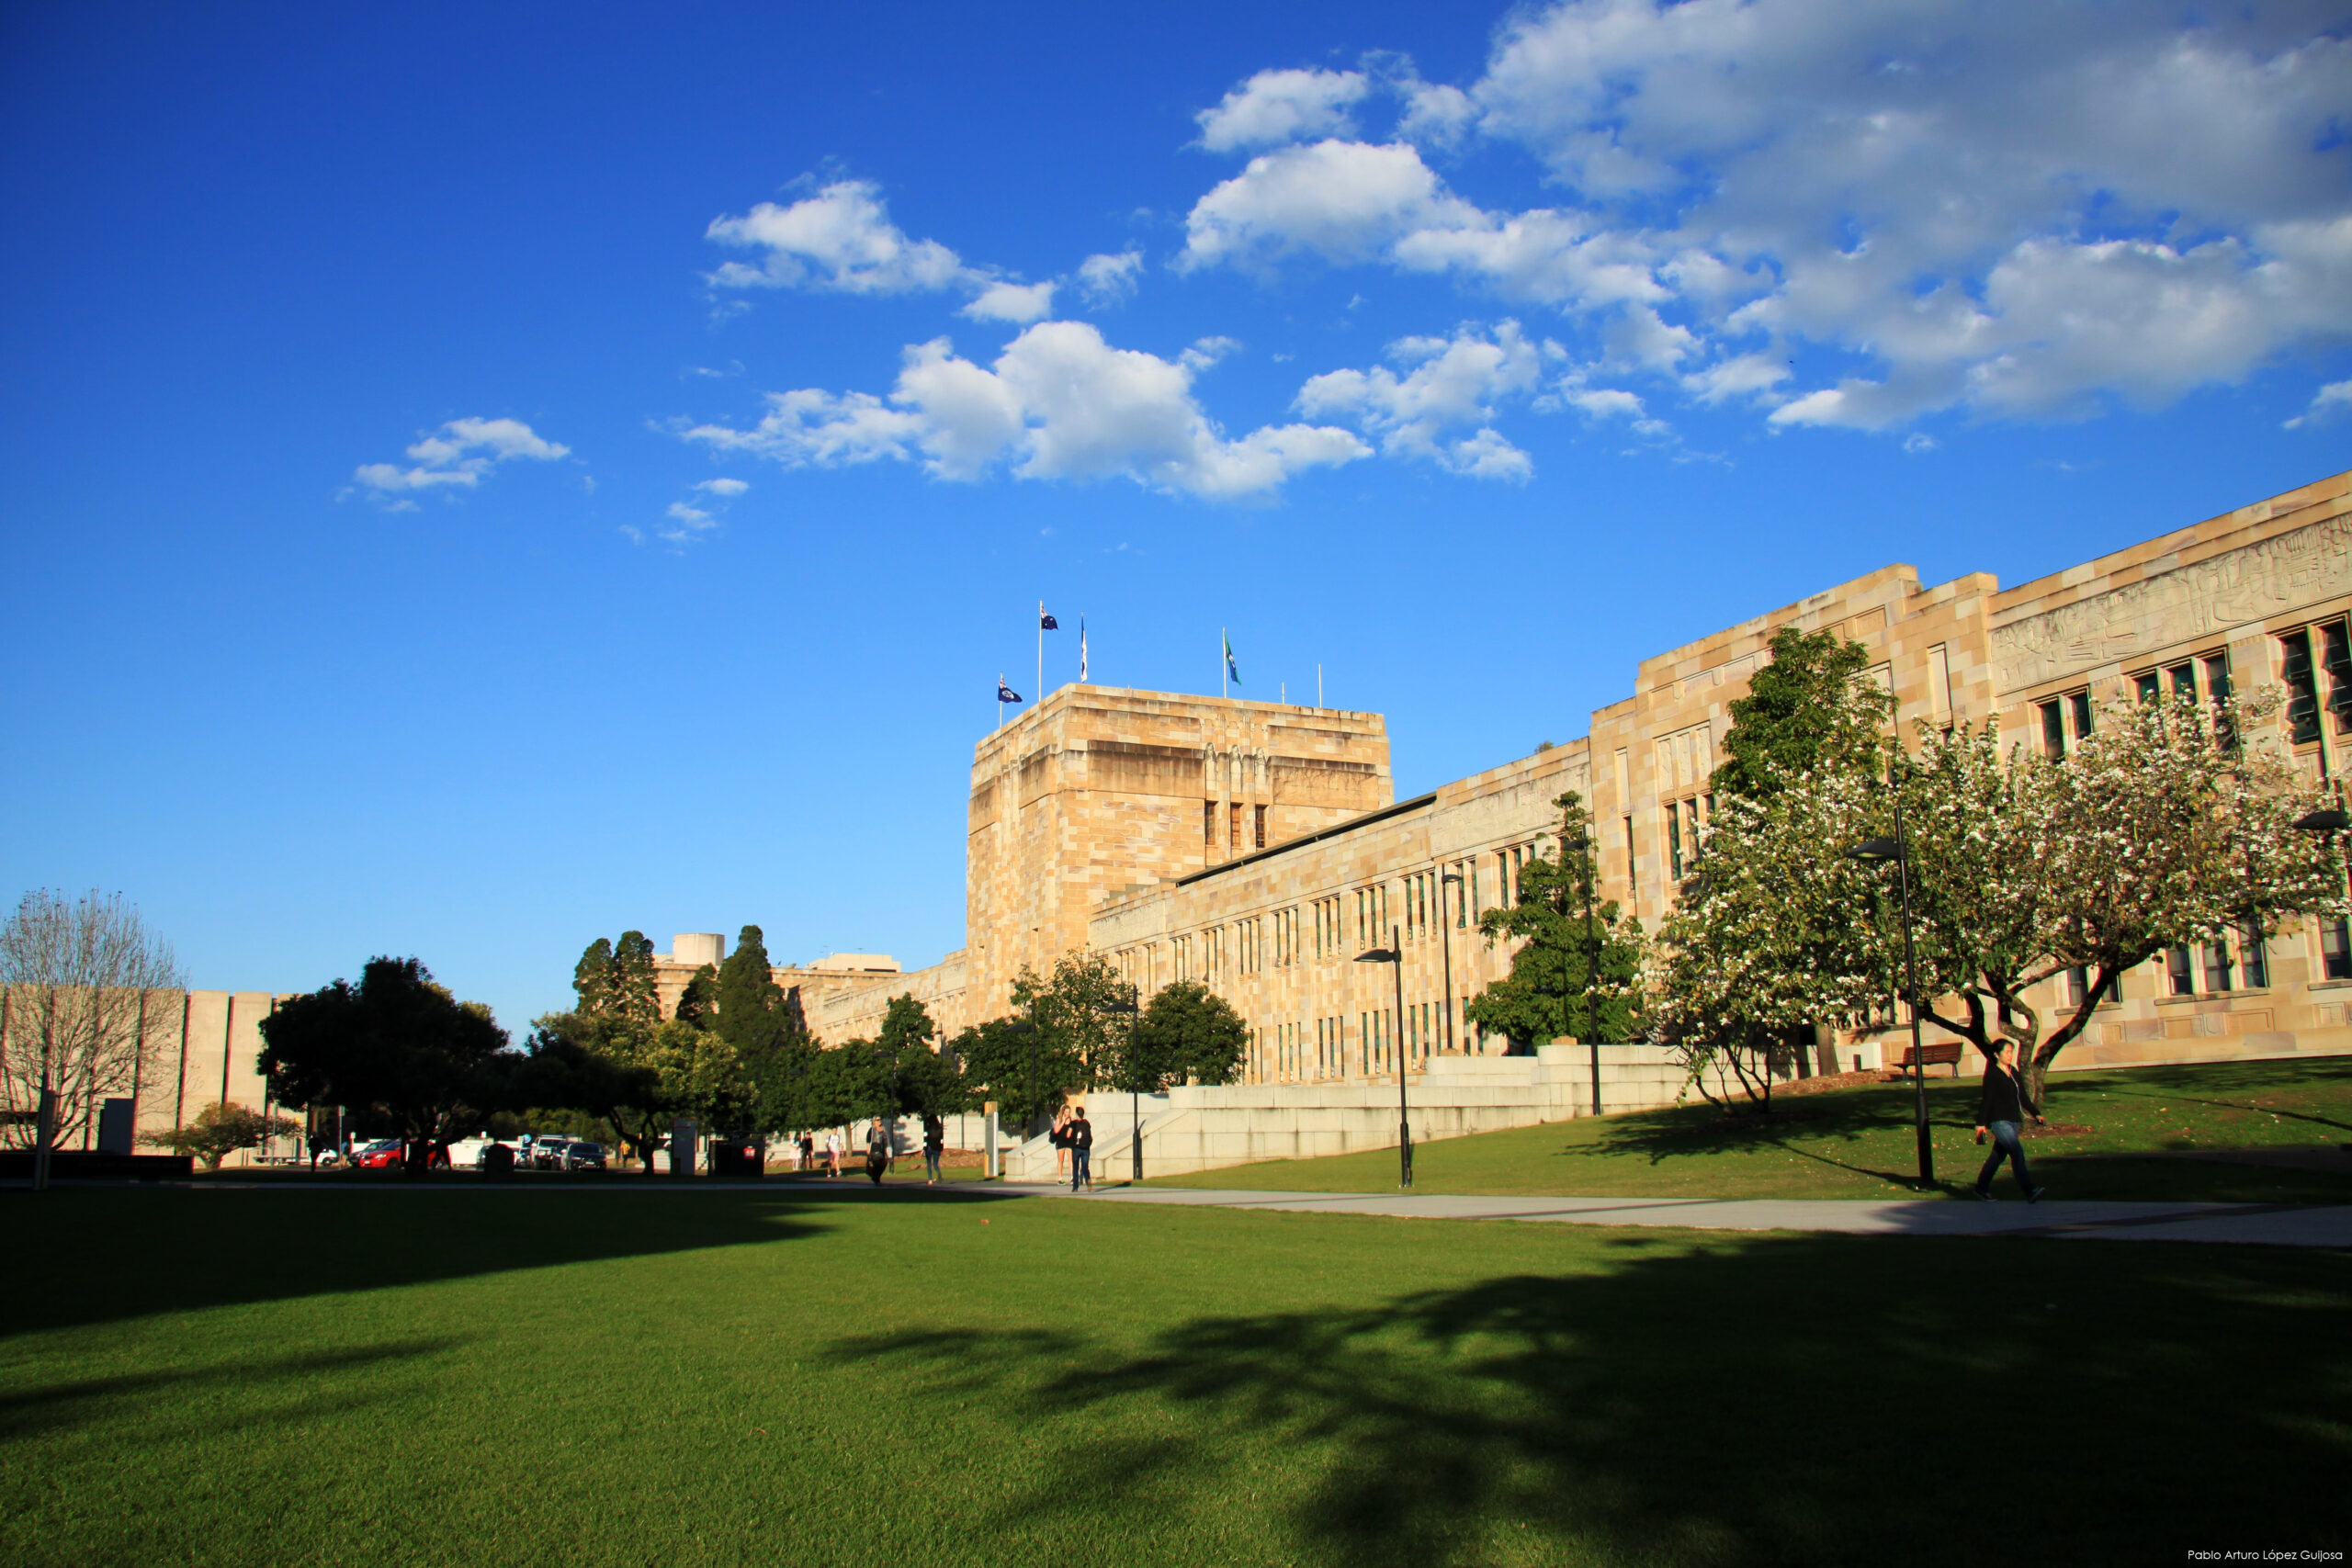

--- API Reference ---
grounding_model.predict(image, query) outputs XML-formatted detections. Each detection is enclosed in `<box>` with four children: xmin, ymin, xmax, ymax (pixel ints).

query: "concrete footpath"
<box><xmin>14</xmin><ymin>1175</ymin><xmax>2348</xmax><ymax>1247</ymax></box>
<box><xmin>1001</xmin><ymin>1183</ymin><xmax>2352</xmax><ymax>1247</ymax></box>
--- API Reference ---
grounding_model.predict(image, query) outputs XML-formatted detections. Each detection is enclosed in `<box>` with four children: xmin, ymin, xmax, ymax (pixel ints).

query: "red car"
<box><xmin>352</xmin><ymin>1138</ymin><xmax>405</xmax><ymax>1169</ymax></box>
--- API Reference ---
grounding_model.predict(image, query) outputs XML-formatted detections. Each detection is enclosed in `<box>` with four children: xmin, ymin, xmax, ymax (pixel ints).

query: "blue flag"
<box><xmin>1039</xmin><ymin>606</ymin><xmax>1058</xmax><ymax>631</ymax></box>
<box><xmin>1224</xmin><ymin>632</ymin><xmax>1240</xmax><ymax>685</ymax></box>
<box><xmin>998</xmin><ymin>677</ymin><xmax>1023</xmax><ymax>704</ymax></box>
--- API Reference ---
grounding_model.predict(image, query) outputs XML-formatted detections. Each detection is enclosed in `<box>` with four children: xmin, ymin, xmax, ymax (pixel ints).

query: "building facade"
<box><xmin>813</xmin><ymin>468</ymin><xmax>2352</xmax><ymax>1079</ymax></box>
<box><xmin>35</xmin><ymin>468</ymin><xmax>2344</xmax><ymax>1168</ymax></box>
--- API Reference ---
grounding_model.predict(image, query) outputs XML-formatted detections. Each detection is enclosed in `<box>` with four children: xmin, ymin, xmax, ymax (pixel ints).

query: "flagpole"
<box><xmin>1221</xmin><ymin>627</ymin><xmax>1227</xmax><ymax>699</ymax></box>
<box><xmin>1036</xmin><ymin>601</ymin><xmax>1043</xmax><ymax>714</ymax></box>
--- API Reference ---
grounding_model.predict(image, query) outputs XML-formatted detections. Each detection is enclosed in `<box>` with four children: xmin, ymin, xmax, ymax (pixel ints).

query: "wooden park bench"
<box><xmin>1891</xmin><ymin>1040</ymin><xmax>1967</xmax><ymax>1077</ymax></box>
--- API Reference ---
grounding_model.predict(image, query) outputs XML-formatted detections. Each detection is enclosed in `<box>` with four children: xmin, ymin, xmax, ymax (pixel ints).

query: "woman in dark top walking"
<box><xmin>1974</xmin><ymin>1039</ymin><xmax>2048</xmax><ymax>1201</ymax></box>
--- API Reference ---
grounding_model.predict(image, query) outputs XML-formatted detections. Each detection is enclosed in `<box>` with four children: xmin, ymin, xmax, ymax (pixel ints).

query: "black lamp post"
<box><xmin>1105</xmin><ymin>990</ymin><xmax>1142</xmax><ymax>1182</ymax></box>
<box><xmin>1563</xmin><ymin>832</ymin><xmax>1600</xmax><ymax>1115</ymax></box>
<box><xmin>1846</xmin><ymin>795</ymin><xmax>1934</xmax><ymax>1188</ymax></box>
<box><xmin>1355</xmin><ymin>924</ymin><xmax>1413</xmax><ymax>1189</ymax></box>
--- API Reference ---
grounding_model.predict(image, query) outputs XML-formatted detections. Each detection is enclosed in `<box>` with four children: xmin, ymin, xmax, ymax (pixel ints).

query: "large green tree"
<box><xmin>1124</xmin><ymin>979</ymin><xmax>1247</xmax><ymax>1090</ymax></box>
<box><xmin>1710</xmin><ymin>625</ymin><xmax>1894</xmax><ymax>802</ymax></box>
<box><xmin>538</xmin><ymin>930</ymin><xmax>721</xmax><ymax>1173</ymax></box>
<box><xmin>944</xmin><ymin>1016</ymin><xmax>1069</xmax><ymax>1132</ymax></box>
<box><xmin>713</xmin><ymin>926</ymin><xmax>788</xmax><ymax>1057</ymax></box>
<box><xmin>1014</xmin><ymin>953</ymin><xmax>1132</xmax><ymax>1087</ymax></box>
<box><xmin>258</xmin><ymin>956</ymin><xmax>510</xmax><ymax>1175</ymax></box>
<box><xmin>1465</xmin><ymin>792</ymin><xmax>1645</xmax><ymax>1052</ymax></box>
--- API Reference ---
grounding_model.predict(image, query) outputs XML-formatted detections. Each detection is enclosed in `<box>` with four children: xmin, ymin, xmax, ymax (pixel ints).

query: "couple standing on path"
<box><xmin>1060</xmin><ymin>1107</ymin><xmax>1092</xmax><ymax>1191</ymax></box>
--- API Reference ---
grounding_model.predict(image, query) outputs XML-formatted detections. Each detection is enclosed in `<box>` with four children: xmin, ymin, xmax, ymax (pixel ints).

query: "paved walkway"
<box><xmin>15</xmin><ymin>1174</ymin><xmax>2347</xmax><ymax>1246</ymax></box>
<box><xmin>1001</xmin><ymin>1183</ymin><xmax>2352</xmax><ymax>1247</ymax></box>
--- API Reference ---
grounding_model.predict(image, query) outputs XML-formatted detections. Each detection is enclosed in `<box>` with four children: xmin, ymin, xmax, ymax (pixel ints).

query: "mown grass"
<box><xmin>1151</xmin><ymin>1057</ymin><xmax>2352</xmax><ymax>1201</ymax></box>
<box><xmin>2</xmin><ymin>1185</ymin><xmax>2346</xmax><ymax>1567</ymax></box>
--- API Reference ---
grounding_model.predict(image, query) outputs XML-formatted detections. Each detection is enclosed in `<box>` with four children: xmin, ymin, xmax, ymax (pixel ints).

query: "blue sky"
<box><xmin>6</xmin><ymin>0</ymin><xmax>2348</xmax><ymax>1033</ymax></box>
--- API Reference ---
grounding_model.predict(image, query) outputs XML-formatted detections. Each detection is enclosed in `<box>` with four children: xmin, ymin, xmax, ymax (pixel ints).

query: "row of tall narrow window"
<box><xmin>2280</xmin><ymin>616</ymin><xmax>2352</xmax><ymax>745</ymax></box>
<box><xmin>1203</xmin><ymin>801</ymin><xmax>1271</xmax><ymax>851</ymax></box>
<box><xmin>2038</xmin><ymin>617</ymin><xmax>2352</xmax><ymax>761</ymax></box>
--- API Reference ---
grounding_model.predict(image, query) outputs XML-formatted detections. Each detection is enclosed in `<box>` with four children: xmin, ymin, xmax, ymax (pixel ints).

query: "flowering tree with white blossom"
<box><xmin>1651</xmin><ymin>690</ymin><xmax>2346</xmax><ymax>1106</ymax></box>
<box><xmin>1883</xmin><ymin>692</ymin><xmax>2343</xmax><ymax>1099</ymax></box>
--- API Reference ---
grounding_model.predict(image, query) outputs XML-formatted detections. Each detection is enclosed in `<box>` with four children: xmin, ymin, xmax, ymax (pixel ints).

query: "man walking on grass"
<box><xmin>1067</xmin><ymin>1105</ymin><xmax>1092</xmax><ymax>1192</ymax></box>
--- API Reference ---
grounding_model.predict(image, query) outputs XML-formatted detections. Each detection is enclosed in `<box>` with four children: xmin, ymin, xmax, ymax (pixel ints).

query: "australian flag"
<box><xmin>998</xmin><ymin>677</ymin><xmax>1023</xmax><ymax>704</ymax></box>
<box><xmin>1039</xmin><ymin>605</ymin><xmax>1058</xmax><ymax>631</ymax></box>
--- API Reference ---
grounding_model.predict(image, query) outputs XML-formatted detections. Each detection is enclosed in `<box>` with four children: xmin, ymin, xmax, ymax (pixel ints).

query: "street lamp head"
<box><xmin>1103</xmin><ymin>998</ymin><xmax>1138</xmax><ymax>1014</ymax></box>
<box><xmin>1845</xmin><ymin>837</ymin><xmax>1905</xmax><ymax>863</ymax></box>
<box><xmin>1354</xmin><ymin>947</ymin><xmax>1399</xmax><ymax>964</ymax></box>
<box><xmin>2292</xmin><ymin>807</ymin><xmax>2350</xmax><ymax>833</ymax></box>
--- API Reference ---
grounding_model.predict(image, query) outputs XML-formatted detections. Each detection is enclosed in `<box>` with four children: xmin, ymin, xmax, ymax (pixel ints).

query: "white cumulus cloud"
<box><xmin>1296</xmin><ymin>321</ymin><xmax>1544</xmax><ymax>478</ymax></box>
<box><xmin>683</xmin><ymin>322</ymin><xmax>1368</xmax><ymax>501</ymax></box>
<box><xmin>1076</xmin><ymin>249</ymin><xmax>1144</xmax><ymax>305</ymax></box>
<box><xmin>1187</xmin><ymin>3</ymin><xmax>2352</xmax><ymax>432</ymax></box>
<box><xmin>962</xmin><ymin>279</ymin><xmax>1057</xmax><ymax>323</ymax></box>
<box><xmin>1179</xmin><ymin>140</ymin><xmax>1481</xmax><ymax>272</ymax></box>
<box><xmin>353</xmin><ymin>416</ymin><xmax>569</xmax><ymax>502</ymax></box>
<box><xmin>2286</xmin><ymin>378</ymin><xmax>2352</xmax><ymax>430</ymax></box>
<box><xmin>1196</xmin><ymin>68</ymin><xmax>1371</xmax><ymax>152</ymax></box>
<box><xmin>706</xmin><ymin>180</ymin><xmax>969</xmax><ymax>295</ymax></box>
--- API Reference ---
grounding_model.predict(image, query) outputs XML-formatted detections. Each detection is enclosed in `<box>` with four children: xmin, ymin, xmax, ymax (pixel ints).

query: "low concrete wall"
<box><xmin>1004</xmin><ymin>1043</ymin><xmax>1720</xmax><ymax>1181</ymax></box>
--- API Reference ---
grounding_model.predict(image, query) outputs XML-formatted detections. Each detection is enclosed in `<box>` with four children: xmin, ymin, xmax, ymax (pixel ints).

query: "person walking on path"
<box><xmin>1051</xmin><ymin>1104</ymin><xmax>1072</xmax><ymax>1179</ymax></box>
<box><xmin>824</xmin><ymin>1128</ymin><xmax>842</xmax><ymax>1179</ymax></box>
<box><xmin>865</xmin><ymin>1118</ymin><xmax>893</xmax><ymax>1186</ymax></box>
<box><xmin>1067</xmin><ymin>1105</ymin><xmax>1093</xmax><ymax>1192</ymax></box>
<box><xmin>1974</xmin><ymin>1039</ymin><xmax>2048</xmax><ymax>1201</ymax></box>
<box><xmin>922</xmin><ymin>1114</ymin><xmax>944</xmax><ymax>1185</ymax></box>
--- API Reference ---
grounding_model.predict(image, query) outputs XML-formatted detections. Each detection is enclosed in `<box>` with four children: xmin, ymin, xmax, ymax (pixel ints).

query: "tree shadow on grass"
<box><xmin>0</xmin><ymin>1339</ymin><xmax>456</xmax><ymax>1443</ymax></box>
<box><xmin>1562</xmin><ymin>1080</ymin><xmax>1976</xmax><ymax>1173</ymax></box>
<box><xmin>0</xmin><ymin>1185</ymin><xmax>1022</xmax><ymax>1340</ymax></box>
<box><xmin>835</xmin><ymin>1231</ymin><xmax>2351</xmax><ymax>1567</ymax></box>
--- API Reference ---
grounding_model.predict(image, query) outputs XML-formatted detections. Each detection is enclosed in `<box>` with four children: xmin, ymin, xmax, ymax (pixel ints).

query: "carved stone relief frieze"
<box><xmin>1993</xmin><ymin>514</ymin><xmax>2352</xmax><ymax>691</ymax></box>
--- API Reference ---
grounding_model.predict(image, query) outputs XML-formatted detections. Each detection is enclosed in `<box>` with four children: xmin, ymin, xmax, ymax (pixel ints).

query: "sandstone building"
<box><xmin>803</xmin><ymin>467</ymin><xmax>2352</xmax><ymax>1078</ymax></box>
<box><xmin>14</xmin><ymin>469</ymin><xmax>2347</xmax><ymax>1171</ymax></box>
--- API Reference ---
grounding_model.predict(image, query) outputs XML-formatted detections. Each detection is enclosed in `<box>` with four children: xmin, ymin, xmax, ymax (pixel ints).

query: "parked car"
<box><xmin>560</xmin><ymin>1140</ymin><xmax>607</xmax><ymax>1171</ymax></box>
<box><xmin>446</xmin><ymin>1135</ymin><xmax>519</xmax><ymax>1171</ymax></box>
<box><xmin>352</xmin><ymin>1138</ymin><xmax>404</xmax><ymax>1169</ymax></box>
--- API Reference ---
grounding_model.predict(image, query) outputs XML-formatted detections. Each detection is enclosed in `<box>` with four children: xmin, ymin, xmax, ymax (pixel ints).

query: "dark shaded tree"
<box><xmin>673</xmin><ymin>964</ymin><xmax>719</xmax><ymax>1031</ymax></box>
<box><xmin>714</xmin><ymin>926</ymin><xmax>786</xmax><ymax>1056</ymax></box>
<box><xmin>258</xmin><ymin>956</ymin><xmax>510</xmax><ymax>1176</ymax></box>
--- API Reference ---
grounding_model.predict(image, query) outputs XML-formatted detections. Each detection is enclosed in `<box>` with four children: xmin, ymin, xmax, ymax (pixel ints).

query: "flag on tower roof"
<box><xmin>998</xmin><ymin>677</ymin><xmax>1023</xmax><ymax>704</ymax></box>
<box><xmin>1224</xmin><ymin>632</ymin><xmax>1240</xmax><ymax>685</ymax></box>
<box><xmin>1039</xmin><ymin>604</ymin><xmax>1057</xmax><ymax>631</ymax></box>
<box><xmin>1079</xmin><ymin>616</ymin><xmax>1088</xmax><ymax>682</ymax></box>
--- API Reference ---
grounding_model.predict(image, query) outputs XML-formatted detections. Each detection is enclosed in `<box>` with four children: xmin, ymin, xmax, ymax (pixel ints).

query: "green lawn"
<box><xmin>1152</xmin><ymin>1057</ymin><xmax>2352</xmax><ymax>1202</ymax></box>
<box><xmin>4</xmin><ymin>1186</ymin><xmax>2347</xmax><ymax>1566</ymax></box>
